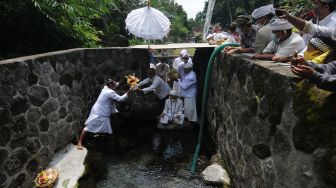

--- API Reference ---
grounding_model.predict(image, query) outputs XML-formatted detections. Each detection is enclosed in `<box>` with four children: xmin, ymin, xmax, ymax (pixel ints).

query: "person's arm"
<box><xmin>277</xmin><ymin>9</ymin><xmax>336</xmax><ymax>39</ymax></box>
<box><xmin>307</xmin><ymin>61</ymin><xmax>336</xmax><ymax>75</ymax></box>
<box><xmin>253</xmin><ymin>53</ymin><xmax>275</xmax><ymax>60</ymax></box>
<box><xmin>179</xmin><ymin>76</ymin><xmax>196</xmax><ymax>90</ymax></box>
<box><xmin>310</xmin><ymin>72</ymin><xmax>336</xmax><ymax>92</ymax></box>
<box><xmin>277</xmin><ymin>9</ymin><xmax>306</xmax><ymax>31</ymax></box>
<box><xmin>142</xmin><ymin>77</ymin><xmax>160</xmax><ymax>94</ymax></box>
<box><xmin>138</xmin><ymin>78</ymin><xmax>151</xmax><ymax>87</ymax></box>
<box><xmin>110</xmin><ymin>91</ymin><xmax>128</xmax><ymax>102</ymax></box>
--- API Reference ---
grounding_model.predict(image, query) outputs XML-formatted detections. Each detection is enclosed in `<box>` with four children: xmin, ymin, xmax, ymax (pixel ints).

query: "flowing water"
<box><xmin>78</xmin><ymin>123</ymin><xmax>218</xmax><ymax>188</ymax></box>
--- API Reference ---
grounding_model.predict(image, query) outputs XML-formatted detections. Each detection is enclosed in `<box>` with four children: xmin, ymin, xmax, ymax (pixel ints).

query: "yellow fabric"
<box><xmin>304</xmin><ymin>50</ymin><xmax>321</xmax><ymax>61</ymax></box>
<box><xmin>312</xmin><ymin>50</ymin><xmax>330</xmax><ymax>64</ymax></box>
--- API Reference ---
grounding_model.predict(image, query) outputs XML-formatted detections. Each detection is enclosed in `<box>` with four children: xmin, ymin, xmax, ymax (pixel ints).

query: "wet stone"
<box><xmin>42</xmin><ymin>61</ymin><xmax>53</xmax><ymax>73</ymax></box>
<box><xmin>38</xmin><ymin>74</ymin><xmax>50</xmax><ymax>86</ymax></box>
<box><xmin>59</xmin><ymin>107</ymin><xmax>67</xmax><ymax>119</ymax></box>
<box><xmin>27</xmin><ymin>71</ymin><xmax>38</xmax><ymax>85</ymax></box>
<box><xmin>0</xmin><ymin>172</ymin><xmax>7</xmax><ymax>187</ymax></box>
<box><xmin>0</xmin><ymin>126</ymin><xmax>11</xmax><ymax>146</ymax></box>
<box><xmin>26</xmin><ymin>138</ymin><xmax>41</xmax><ymax>154</ymax></box>
<box><xmin>28</xmin><ymin>86</ymin><xmax>49</xmax><ymax>106</ymax></box>
<box><xmin>27</xmin><ymin>107</ymin><xmax>41</xmax><ymax>123</ymax></box>
<box><xmin>0</xmin><ymin>108</ymin><xmax>11</xmax><ymax>125</ymax></box>
<box><xmin>60</xmin><ymin>73</ymin><xmax>74</xmax><ymax>88</ymax></box>
<box><xmin>39</xmin><ymin>118</ymin><xmax>49</xmax><ymax>132</ymax></box>
<box><xmin>252</xmin><ymin>144</ymin><xmax>272</xmax><ymax>159</ymax></box>
<box><xmin>9</xmin><ymin>172</ymin><xmax>26</xmax><ymax>188</ymax></box>
<box><xmin>26</xmin><ymin>158</ymin><xmax>40</xmax><ymax>173</ymax></box>
<box><xmin>40</xmin><ymin>133</ymin><xmax>50</xmax><ymax>146</ymax></box>
<box><xmin>10</xmin><ymin>96</ymin><xmax>28</xmax><ymax>116</ymax></box>
<box><xmin>9</xmin><ymin>133</ymin><xmax>28</xmax><ymax>149</ymax></box>
<box><xmin>49</xmin><ymin>112</ymin><xmax>59</xmax><ymax>122</ymax></box>
<box><xmin>27</xmin><ymin>123</ymin><xmax>39</xmax><ymax>137</ymax></box>
<box><xmin>41</xmin><ymin>98</ymin><xmax>59</xmax><ymax>116</ymax></box>
<box><xmin>12</xmin><ymin>115</ymin><xmax>27</xmax><ymax>134</ymax></box>
<box><xmin>0</xmin><ymin>148</ymin><xmax>9</xmax><ymax>166</ymax></box>
<box><xmin>50</xmin><ymin>72</ymin><xmax>60</xmax><ymax>83</ymax></box>
<box><xmin>49</xmin><ymin>84</ymin><xmax>61</xmax><ymax>97</ymax></box>
<box><xmin>4</xmin><ymin>149</ymin><xmax>29</xmax><ymax>175</ymax></box>
<box><xmin>71</xmin><ymin>107</ymin><xmax>82</xmax><ymax>120</ymax></box>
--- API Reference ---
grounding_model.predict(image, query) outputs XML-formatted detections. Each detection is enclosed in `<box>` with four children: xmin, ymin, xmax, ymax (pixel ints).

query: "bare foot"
<box><xmin>77</xmin><ymin>142</ymin><xmax>84</xmax><ymax>150</ymax></box>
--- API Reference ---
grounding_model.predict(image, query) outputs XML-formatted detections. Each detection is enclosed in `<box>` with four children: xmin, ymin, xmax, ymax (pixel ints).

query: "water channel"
<box><xmin>77</xmin><ymin>118</ymin><xmax>219</xmax><ymax>188</ymax></box>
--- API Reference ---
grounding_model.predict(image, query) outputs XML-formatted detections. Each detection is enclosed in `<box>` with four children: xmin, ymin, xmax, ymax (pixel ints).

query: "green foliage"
<box><xmin>279</xmin><ymin>0</ymin><xmax>314</xmax><ymax>16</ymax></box>
<box><xmin>32</xmin><ymin>0</ymin><xmax>115</xmax><ymax>47</ymax></box>
<box><xmin>149</xmin><ymin>0</ymin><xmax>191</xmax><ymax>43</ymax></box>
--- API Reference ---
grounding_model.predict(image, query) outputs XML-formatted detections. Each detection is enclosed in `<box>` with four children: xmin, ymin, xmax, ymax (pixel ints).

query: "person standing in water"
<box><xmin>77</xmin><ymin>79</ymin><xmax>130</xmax><ymax>150</ymax></box>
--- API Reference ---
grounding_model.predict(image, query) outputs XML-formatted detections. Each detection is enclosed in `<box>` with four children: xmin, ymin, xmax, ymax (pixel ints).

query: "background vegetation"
<box><xmin>0</xmin><ymin>0</ymin><xmax>315</xmax><ymax>59</ymax></box>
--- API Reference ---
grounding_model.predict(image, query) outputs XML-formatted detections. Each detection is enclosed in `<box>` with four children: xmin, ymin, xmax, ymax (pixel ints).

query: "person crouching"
<box><xmin>160</xmin><ymin>90</ymin><xmax>184</xmax><ymax>127</ymax></box>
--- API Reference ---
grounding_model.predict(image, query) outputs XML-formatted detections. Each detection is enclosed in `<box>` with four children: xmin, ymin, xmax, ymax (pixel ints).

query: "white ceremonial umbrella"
<box><xmin>125</xmin><ymin>1</ymin><xmax>171</xmax><ymax>40</ymax></box>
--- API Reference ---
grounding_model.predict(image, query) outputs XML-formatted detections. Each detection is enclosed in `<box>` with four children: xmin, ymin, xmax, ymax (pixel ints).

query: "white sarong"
<box><xmin>184</xmin><ymin>97</ymin><xmax>197</xmax><ymax>122</ymax></box>
<box><xmin>84</xmin><ymin>114</ymin><xmax>112</xmax><ymax>134</ymax></box>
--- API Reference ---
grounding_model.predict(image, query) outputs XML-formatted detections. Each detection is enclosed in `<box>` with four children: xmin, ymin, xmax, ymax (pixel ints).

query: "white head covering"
<box><xmin>180</xmin><ymin>49</ymin><xmax>188</xmax><ymax>55</ymax></box>
<box><xmin>252</xmin><ymin>4</ymin><xmax>275</xmax><ymax>19</ymax></box>
<box><xmin>169</xmin><ymin>90</ymin><xmax>178</xmax><ymax>96</ymax></box>
<box><xmin>270</xmin><ymin>18</ymin><xmax>293</xmax><ymax>31</ymax></box>
<box><xmin>149</xmin><ymin>63</ymin><xmax>156</xmax><ymax>70</ymax></box>
<box><xmin>183</xmin><ymin>62</ymin><xmax>193</xmax><ymax>68</ymax></box>
<box><xmin>206</xmin><ymin>34</ymin><xmax>214</xmax><ymax>39</ymax></box>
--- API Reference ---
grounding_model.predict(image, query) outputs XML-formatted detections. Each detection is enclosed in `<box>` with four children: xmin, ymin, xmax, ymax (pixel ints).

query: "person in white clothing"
<box><xmin>137</xmin><ymin>68</ymin><xmax>171</xmax><ymax>111</ymax></box>
<box><xmin>178</xmin><ymin>53</ymin><xmax>193</xmax><ymax>80</ymax></box>
<box><xmin>275</xmin><ymin>5</ymin><xmax>336</xmax><ymax>41</ymax></box>
<box><xmin>302</xmin><ymin>0</ymin><xmax>336</xmax><ymax>45</ymax></box>
<box><xmin>172</xmin><ymin>49</ymin><xmax>192</xmax><ymax>70</ymax></box>
<box><xmin>178</xmin><ymin>63</ymin><xmax>197</xmax><ymax>124</ymax></box>
<box><xmin>253</xmin><ymin>18</ymin><xmax>305</xmax><ymax>62</ymax></box>
<box><xmin>77</xmin><ymin>79</ymin><xmax>130</xmax><ymax>150</ymax></box>
<box><xmin>160</xmin><ymin>90</ymin><xmax>184</xmax><ymax>126</ymax></box>
<box><xmin>156</xmin><ymin>58</ymin><xmax>170</xmax><ymax>82</ymax></box>
<box><xmin>251</xmin><ymin>4</ymin><xmax>275</xmax><ymax>53</ymax></box>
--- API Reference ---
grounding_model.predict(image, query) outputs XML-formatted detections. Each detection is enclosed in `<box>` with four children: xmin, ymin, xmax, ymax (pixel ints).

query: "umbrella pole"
<box><xmin>147</xmin><ymin>0</ymin><xmax>150</xmax><ymax>7</ymax></box>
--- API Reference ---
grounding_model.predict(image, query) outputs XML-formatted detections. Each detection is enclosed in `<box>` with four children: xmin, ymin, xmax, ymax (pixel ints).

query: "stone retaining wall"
<box><xmin>207</xmin><ymin>53</ymin><xmax>336</xmax><ymax>188</ymax></box>
<box><xmin>0</xmin><ymin>48</ymin><xmax>148</xmax><ymax>187</ymax></box>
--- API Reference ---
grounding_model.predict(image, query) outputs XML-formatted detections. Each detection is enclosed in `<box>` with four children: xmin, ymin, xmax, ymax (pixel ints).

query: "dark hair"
<box><xmin>228</xmin><ymin>25</ymin><xmax>236</xmax><ymax>32</ymax></box>
<box><xmin>322</xmin><ymin>1</ymin><xmax>336</xmax><ymax>12</ymax></box>
<box><xmin>106</xmin><ymin>79</ymin><xmax>115</xmax><ymax>86</ymax></box>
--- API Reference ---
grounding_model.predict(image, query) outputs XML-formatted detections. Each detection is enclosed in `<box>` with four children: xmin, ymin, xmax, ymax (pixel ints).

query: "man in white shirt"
<box><xmin>252</xmin><ymin>4</ymin><xmax>275</xmax><ymax>53</ymax></box>
<box><xmin>303</xmin><ymin>0</ymin><xmax>336</xmax><ymax>44</ymax></box>
<box><xmin>77</xmin><ymin>79</ymin><xmax>129</xmax><ymax>150</ymax></box>
<box><xmin>172</xmin><ymin>49</ymin><xmax>192</xmax><ymax>70</ymax></box>
<box><xmin>276</xmin><ymin>2</ymin><xmax>336</xmax><ymax>41</ymax></box>
<box><xmin>178</xmin><ymin>53</ymin><xmax>193</xmax><ymax>80</ymax></box>
<box><xmin>178</xmin><ymin>63</ymin><xmax>197</xmax><ymax>124</ymax></box>
<box><xmin>156</xmin><ymin>58</ymin><xmax>170</xmax><ymax>82</ymax></box>
<box><xmin>253</xmin><ymin>18</ymin><xmax>305</xmax><ymax>62</ymax></box>
<box><xmin>160</xmin><ymin>90</ymin><xmax>184</xmax><ymax>127</ymax></box>
<box><xmin>137</xmin><ymin>68</ymin><xmax>171</xmax><ymax>110</ymax></box>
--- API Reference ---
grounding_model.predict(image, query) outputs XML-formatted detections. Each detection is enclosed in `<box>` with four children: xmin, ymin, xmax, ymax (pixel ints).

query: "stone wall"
<box><xmin>207</xmin><ymin>53</ymin><xmax>336</xmax><ymax>188</ymax></box>
<box><xmin>0</xmin><ymin>48</ymin><xmax>148</xmax><ymax>187</ymax></box>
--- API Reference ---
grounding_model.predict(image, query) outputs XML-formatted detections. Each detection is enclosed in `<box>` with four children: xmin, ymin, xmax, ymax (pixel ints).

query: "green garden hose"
<box><xmin>190</xmin><ymin>42</ymin><xmax>240</xmax><ymax>173</ymax></box>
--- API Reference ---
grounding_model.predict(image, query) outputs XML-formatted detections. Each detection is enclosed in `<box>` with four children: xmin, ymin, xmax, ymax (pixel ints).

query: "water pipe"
<box><xmin>190</xmin><ymin>42</ymin><xmax>240</xmax><ymax>173</ymax></box>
